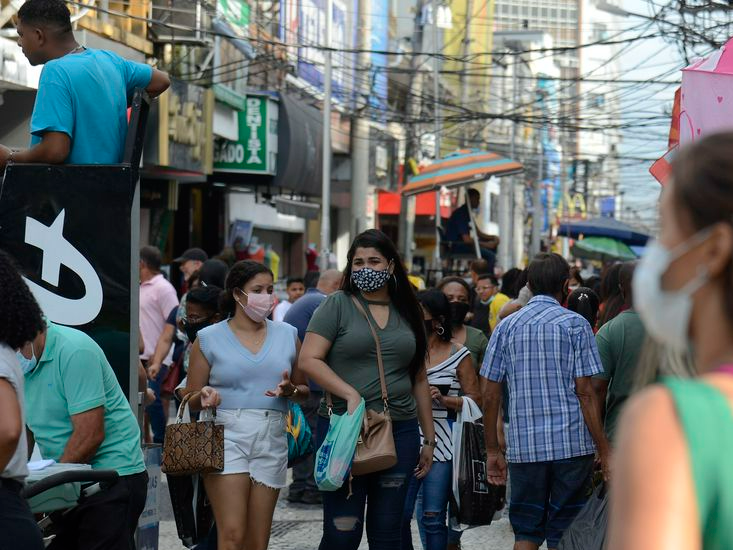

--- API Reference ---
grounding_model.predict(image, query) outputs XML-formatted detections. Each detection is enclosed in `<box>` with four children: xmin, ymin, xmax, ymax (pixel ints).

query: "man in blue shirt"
<box><xmin>0</xmin><ymin>0</ymin><xmax>169</xmax><ymax>167</ymax></box>
<box><xmin>282</xmin><ymin>269</ymin><xmax>342</xmax><ymax>504</ymax></box>
<box><xmin>480</xmin><ymin>252</ymin><xmax>610</xmax><ymax>550</ymax></box>
<box><xmin>444</xmin><ymin>188</ymin><xmax>499</xmax><ymax>268</ymax></box>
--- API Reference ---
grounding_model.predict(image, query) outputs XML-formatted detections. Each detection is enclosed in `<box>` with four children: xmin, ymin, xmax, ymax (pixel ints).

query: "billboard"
<box><xmin>280</xmin><ymin>0</ymin><xmax>355</xmax><ymax>104</ymax></box>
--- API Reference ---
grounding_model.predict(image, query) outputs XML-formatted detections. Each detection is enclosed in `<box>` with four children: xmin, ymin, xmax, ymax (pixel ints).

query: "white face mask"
<box><xmin>633</xmin><ymin>228</ymin><xmax>712</xmax><ymax>352</ymax></box>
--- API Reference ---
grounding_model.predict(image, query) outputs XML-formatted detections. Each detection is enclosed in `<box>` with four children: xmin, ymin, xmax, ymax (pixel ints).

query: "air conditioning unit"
<box><xmin>150</xmin><ymin>0</ymin><xmax>211</xmax><ymax>45</ymax></box>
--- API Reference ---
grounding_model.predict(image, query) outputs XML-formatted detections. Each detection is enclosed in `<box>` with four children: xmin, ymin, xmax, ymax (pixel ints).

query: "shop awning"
<box><xmin>377</xmin><ymin>190</ymin><xmax>452</xmax><ymax>217</ymax></box>
<box><xmin>401</xmin><ymin>149</ymin><xmax>523</xmax><ymax>197</ymax></box>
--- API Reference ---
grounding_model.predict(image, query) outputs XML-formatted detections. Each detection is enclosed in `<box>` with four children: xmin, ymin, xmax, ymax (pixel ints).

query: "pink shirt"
<box><xmin>139</xmin><ymin>274</ymin><xmax>179</xmax><ymax>364</ymax></box>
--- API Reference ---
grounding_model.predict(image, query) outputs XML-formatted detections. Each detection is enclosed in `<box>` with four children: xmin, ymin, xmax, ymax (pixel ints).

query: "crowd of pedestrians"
<box><xmin>3</xmin><ymin>132</ymin><xmax>733</xmax><ymax>550</ymax></box>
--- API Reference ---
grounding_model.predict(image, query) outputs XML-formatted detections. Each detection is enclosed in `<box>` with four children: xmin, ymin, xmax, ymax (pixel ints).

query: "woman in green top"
<box><xmin>609</xmin><ymin>133</ymin><xmax>733</xmax><ymax>550</ymax></box>
<box><xmin>300</xmin><ymin>229</ymin><xmax>435</xmax><ymax>550</ymax></box>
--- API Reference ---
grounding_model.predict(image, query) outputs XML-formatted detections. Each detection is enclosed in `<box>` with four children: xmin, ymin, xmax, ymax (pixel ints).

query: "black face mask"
<box><xmin>424</xmin><ymin>320</ymin><xmax>434</xmax><ymax>336</ymax></box>
<box><xmin>183</xmin><ymin>318</ymin><xmax>212</xmax><ymax>343</ymax></box>
<box><xmin>449</xmin><ymin>302</ymin><xmax>470</xmax><ymax>326</ymax></box>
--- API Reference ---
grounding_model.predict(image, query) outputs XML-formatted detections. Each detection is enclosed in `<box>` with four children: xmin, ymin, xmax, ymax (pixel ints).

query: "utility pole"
<box><xmin>432</xmin><ymin>0</ymin><xmax>441</xmax><ymax>270</ymax></box>
<box><xmin>351</xmin><ymin>0</ymin><xmax>372</xmax><ymax>239</ymax></box>
<box><xmin>399</xmin><ymin>0</ymin><xmax>426</xmax><ymax>268</ymax></box>
<box><xmin>459</xmin><ymin>0</ymin><xmax>473</xmax><ymax>149</ymax></box>
<box><xmin>498</xmin><ymin>51</ymin><xmax>519</xmax><ymax>269</ymax></box>
<box><xmin>320</xmin><ymin>0</ymin><xmax>333</xmax><ymax>270</ymax></box>
<box><xmin>531</xmin><ymin>135</ymin><xmax>543</xmax><ymax>257</ymax></box>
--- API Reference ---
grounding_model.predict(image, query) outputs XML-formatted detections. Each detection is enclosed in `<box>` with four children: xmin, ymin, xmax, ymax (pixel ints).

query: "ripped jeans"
<box><xmin>401</xmin><ymin>460</ymin><xmax>452</xmax><ymax>550</ymax></box>
<box><xmin>316</xmin><ymin>416</ymin><xmax>420</xmax><ymax>550</ymax></box>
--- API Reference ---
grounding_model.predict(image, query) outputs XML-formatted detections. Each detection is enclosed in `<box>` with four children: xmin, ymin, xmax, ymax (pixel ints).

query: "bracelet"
<box><xmin>423</xmin><ymin>439</ymin><xmax>437</xmax><ymax>448</ymax></box>
<box><xmin>8</xmin><ymin>150</ymin><xmax>16</xmax><ymax>163</ymax></box>
<box><xmin>286</xmin><ymin>386</ymin><xmax>299</xmax><ymax>399</ymax></box>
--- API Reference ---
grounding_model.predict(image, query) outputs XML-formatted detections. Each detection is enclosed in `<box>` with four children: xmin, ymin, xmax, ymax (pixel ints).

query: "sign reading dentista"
<box><xmin>213</xmin><ymin>94</ymin><xmax>278</xmax><ymax>175</ymax></box>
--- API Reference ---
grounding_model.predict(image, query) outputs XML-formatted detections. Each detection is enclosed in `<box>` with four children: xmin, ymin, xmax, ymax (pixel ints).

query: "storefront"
<box><xmin>141</xmin><ymin>78</ymin><xmax>217</xmax><ymax>264</ymax></box>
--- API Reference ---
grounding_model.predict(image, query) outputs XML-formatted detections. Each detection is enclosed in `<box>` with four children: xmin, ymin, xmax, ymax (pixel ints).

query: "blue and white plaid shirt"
<box><xmin>481</xmin><ymin>295</ymin><xmax>603</xmax><ymax>463</ymax></box>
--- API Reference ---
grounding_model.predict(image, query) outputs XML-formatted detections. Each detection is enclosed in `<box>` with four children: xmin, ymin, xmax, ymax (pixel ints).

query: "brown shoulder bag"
<box><xmin>326</xmin><ymin>295</ymin><xmax>397</xmax><ymax>476</ymax></box>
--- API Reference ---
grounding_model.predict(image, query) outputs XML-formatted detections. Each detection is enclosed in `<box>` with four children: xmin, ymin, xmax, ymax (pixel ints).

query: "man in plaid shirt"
<box><xmin>480</xmin><ymin>253</ymin><xmax>610</xmax><ymax>550</ymax></box>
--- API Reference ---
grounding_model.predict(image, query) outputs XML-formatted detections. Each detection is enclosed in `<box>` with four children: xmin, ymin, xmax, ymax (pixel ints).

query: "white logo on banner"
<box><xmin>22</xmin><ymin>210</ymin><xmax>103</xmax><ymax>325</ymax></box>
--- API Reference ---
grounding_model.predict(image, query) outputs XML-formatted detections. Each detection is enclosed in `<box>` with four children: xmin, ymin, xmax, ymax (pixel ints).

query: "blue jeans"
<box><xmin>509</xmin><ymin>454</ymin><xmax>595</xmax><ymax>548</ymax></box>
<box><xmin>316</xmin><ymin>416</ymin><xmax>420</xmax><ymax>550</ymax></box>
<box><xmin>145</xmin><ymin>364</ymin><xmax>168</xmax><ymax>444</ymax></box>
<box><xmin>401</xmin><ymin>460</ymin><xmax>452</xmax><ymax>550</ymax></box>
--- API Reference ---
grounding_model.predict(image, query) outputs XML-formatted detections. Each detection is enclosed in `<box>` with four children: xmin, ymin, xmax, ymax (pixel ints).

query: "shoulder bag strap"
<box><xmin>350</xmin><ymin>295</ymin><xmax>389</xmax><ymax>407</ymax></box>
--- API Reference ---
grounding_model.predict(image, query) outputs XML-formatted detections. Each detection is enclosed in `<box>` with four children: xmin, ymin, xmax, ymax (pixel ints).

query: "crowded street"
<box><xmin>2</xmin><ymin>1</ymin><xmax>733</xmax><ymax>550</ymax></box>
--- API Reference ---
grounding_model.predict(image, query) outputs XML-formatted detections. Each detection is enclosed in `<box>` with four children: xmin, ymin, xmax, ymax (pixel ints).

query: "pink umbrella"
<box><xmin>680</xmin><ymin>37</ymin><xmax>733</xmax><ymax>144</ymax></box>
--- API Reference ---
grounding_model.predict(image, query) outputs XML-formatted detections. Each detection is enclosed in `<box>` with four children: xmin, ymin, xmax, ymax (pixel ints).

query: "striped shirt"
<box><xmin>420</xmin><ymin>345</ymin><xmax>471</xmax><ymax>462</ymax></box>
<box><xmin>480</xmin><ymin>295</ymin><xmax>603</xmax><ymax>463</ymax></box>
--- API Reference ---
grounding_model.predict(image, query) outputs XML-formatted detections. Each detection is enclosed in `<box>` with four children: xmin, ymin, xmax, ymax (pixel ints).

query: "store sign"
<box><xmin>214</xmin><ymin>95</ymin><xmax>278</xmax><ymax>174</ymax></box>
<box><xmin>218</xmin><ymin>0</ymin><xmax>250</xmax><ymax>32</ymax></box>
<box><xmin>144</xmin><ymin>79</ymin><xmax>213</xmax><ymax>174</ymax></box>
<box><xmin>0</xmin><ymin>163</ymin><xmax>137</xmax><ymax>399</ymax></box>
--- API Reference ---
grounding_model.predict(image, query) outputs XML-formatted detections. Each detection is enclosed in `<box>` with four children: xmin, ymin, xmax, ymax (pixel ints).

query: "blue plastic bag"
<box><xmin>315</xmin><ymin>398</ymin><xmax>366</xmax><ymax>491</ymax></box>
<box><xmin>286</xmin><ymin>402</ymin><xmax>314</xmax><ymax>468</ymax></box>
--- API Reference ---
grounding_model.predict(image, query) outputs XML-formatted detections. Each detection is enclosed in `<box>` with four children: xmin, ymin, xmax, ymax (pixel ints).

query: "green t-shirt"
<box><xmin>24</xmin><ymin>323</ymin><xmax>145</xmax><ymax>476</ymax></box>
<box><xmin>307</xmin><ymin>291</ymin><xmax>417</xmax><ymax>420</ymax></box>
<box><xmin>594</xmin><ymin>310</ymin><xmax>645</xmax><ymax>441</ymax></box>
<box><xmin>464</xmin><ymin>326</ymin><xmax>488</xmax><ymax>373</ymax></box>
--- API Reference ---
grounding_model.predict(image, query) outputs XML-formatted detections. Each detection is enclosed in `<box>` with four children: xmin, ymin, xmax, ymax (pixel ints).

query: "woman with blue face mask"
<box><xmin>299</xmin><ymin>229</ymin><xmax>435</xmax><ymax>550</ymax></box>
<box><xmin>608</xmin><ymin>133</ymin><xmax>733</xmax><ymax>550</ymax></box>
<box><xmin>0</xmin><ymin>251</ymin><xmax>45</xmax><ymax>550</ymax></box>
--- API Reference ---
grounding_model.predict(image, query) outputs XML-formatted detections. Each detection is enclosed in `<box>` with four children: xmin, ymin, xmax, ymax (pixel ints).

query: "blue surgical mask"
<box><xmin>633</xmin><ymin>228</ymin><xmax>712</xmax><ymax>352</ymax></box>
<box><xmin>17</xmin><ymin>343</ymin><xmax>38</xmax><ymax>375</ymax></box>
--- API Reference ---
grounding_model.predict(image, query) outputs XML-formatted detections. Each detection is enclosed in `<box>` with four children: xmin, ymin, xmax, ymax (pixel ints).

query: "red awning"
<box><xmin>377</xmin><ymin>190</ymin><xmax>452</xmax><ymax>217</ymax></box>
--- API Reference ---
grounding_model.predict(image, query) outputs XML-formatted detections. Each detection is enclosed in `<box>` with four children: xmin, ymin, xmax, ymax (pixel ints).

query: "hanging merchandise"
<box><xmin>449</xmin><ymin>397</ymin><xmax>505</xmax><ymax>530</ymax></box>
<box><xmin>264</xmin><ymin>245</ymin><xmax>280</xmax><ymax>282</ymax></box>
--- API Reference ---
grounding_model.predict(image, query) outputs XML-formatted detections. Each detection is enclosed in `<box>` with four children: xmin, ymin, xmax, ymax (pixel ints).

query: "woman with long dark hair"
<box><xmin>436</xmin><ymin>276</ymin><xmax>489</xmax><ymax>372</ymax></box>
<box><xmin>608</xmin><ymin>133</ymin><xmax>733</xmax><ymax>549</ymax></box>
<box><xmin>401</xmin><ymin>290</ymin><xmax>480</xmax><ymax>550</ymax></box>
<box><xmin>299</xmin><ymin>229</ymin><xmax>434</xmax><ymax>550</ymax></box>
<box><xmin>186</xmin><ymin>260</ymin><xmax>310</xmax><ymax>550</ymax></box>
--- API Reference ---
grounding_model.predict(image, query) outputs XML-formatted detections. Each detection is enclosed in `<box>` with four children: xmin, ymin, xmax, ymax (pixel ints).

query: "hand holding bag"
<box><xmin>315</xmin><ymin>398</ymin><xmax>366</xmax><ymax>491</ymax></box>
<box><xmin>325</xmin><ymin>295</ymin><xmax>397</xmax><ymax>476</ymax></box>
<box><xmin>449</xmin><ymin>396</ymin><xmax>505</xmax><ymax>530</ymax></box>
<box><xmin>161</xmin><ymin>391</ymin><xmax>224</xmax><ymax>476</ymax></box>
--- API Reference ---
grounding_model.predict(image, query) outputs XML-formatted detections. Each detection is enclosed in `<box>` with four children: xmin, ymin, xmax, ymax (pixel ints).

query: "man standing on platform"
<box><xmin>0</xmin><ymin>0</ymin><xmax>169</xmax><ymax>168</ymax></box>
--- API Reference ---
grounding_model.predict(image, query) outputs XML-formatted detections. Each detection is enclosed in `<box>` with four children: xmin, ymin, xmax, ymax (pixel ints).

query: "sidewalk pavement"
<box><xmin>157</xmin><ymin>474</ymin><xmax>544</xmax><ymax>550</ymax></box>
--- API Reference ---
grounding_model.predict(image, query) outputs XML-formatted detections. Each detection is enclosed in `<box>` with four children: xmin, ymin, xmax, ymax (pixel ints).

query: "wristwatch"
<box><xmin>286</xmin><ymin>386</ymin><xmax>300</xmax><ymax>399</ymax></box>
<box><xmin>423</xmin><ymin>439</ymin><xmax>437</xmax><ymax>448</ymax></box>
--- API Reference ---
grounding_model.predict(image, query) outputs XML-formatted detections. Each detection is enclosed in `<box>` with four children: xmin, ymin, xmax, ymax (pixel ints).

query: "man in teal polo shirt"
<box><xmin>18</xmin><ymin>321</ymin><xmax>146</xmax><ymax>550</ymax></box>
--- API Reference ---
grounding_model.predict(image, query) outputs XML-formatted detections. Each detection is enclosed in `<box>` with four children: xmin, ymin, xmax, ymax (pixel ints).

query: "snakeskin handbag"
<box><xmin>161</xmin><ymin>391</ymin><xmax>224</xmax><ymax>476</ymax></box>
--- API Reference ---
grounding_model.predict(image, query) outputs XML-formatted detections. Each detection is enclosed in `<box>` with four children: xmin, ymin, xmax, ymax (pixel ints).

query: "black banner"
<box><xmin>0</xmin><ymin>163</ymin><xmax>137</xmax><ymax>399</ymax></box>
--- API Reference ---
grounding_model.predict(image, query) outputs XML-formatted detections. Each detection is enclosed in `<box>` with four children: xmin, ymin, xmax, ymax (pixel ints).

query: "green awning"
<box><xmin>571</xmin><ymin>237</ymin><xmax>637</xmax><ymax>262</ymax></box>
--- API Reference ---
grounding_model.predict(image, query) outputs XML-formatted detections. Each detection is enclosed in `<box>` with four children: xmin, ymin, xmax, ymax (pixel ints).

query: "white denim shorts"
<box><xmin>212</xmin><ymin>408</ymin><xmax>288</xmax><ymax>489</ymax></box>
